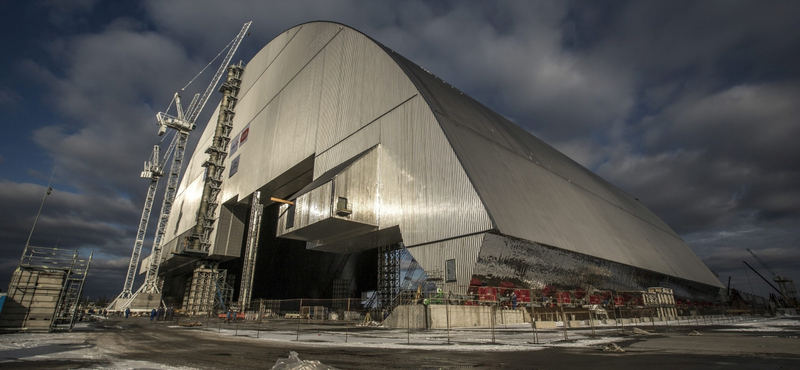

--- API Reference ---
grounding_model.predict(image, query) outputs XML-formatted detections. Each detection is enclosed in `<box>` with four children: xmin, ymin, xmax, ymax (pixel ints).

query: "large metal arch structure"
<box><xmin>155</xmin><ymin>21</ymin><xmax>723</xmax><ymax>306</ymax></box>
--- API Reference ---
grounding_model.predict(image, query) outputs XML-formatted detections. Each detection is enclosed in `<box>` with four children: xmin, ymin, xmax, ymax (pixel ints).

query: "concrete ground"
<box><xmin>0</xmin><ymin>315</ymin><xmax>798</xmax><ymax>369</ymax></box>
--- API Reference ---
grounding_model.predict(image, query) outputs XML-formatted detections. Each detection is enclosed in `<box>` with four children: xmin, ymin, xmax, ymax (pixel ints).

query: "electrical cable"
<box><xmin>181</xmin><ymin>37</ymin><xmax>236</xmax><ymax>92</ymax></box>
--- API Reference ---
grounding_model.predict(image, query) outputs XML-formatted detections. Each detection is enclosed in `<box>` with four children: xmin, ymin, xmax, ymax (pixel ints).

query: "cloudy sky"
<box><xmin>1</xmin><ymin>0</ymin><xmax>798</xmax><ymax>301</ymax></box>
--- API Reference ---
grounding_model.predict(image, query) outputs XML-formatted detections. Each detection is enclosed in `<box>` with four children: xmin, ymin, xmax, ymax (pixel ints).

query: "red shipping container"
<box><xmin>557</xmin><ymin>292</ymin><xmax>571</xmax><ymax>304</ymax></box>
<box><xmin>479</xmin><ymin>287</ymin><xmax>497</xmax><ymax>301</ymax></box>
<box><xmin>513</xmin><ymin>289</ymin><xmax>531</xmax><ymax>303</ymax></box>
<box><xmin>614</xmin><ymin>296</ymin><xmax>624</xmax><ymax>306</ymax></box>
<box><xmin>589</xmin><ymin>295</ymin><xmax>602</xmax><ymax>305</ymax></box>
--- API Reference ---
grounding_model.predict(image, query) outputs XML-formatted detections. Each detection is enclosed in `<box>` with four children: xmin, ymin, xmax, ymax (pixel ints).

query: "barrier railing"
<box><xmin>167</xmin><ymin>285</ymin><xmax>770</xmax><ymax>345</ymax></box>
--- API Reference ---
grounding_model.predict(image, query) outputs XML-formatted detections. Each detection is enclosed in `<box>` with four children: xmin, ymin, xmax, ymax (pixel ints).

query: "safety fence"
<box><xmin>165</xmin><ymin>284</ymin><xmax>776</xmax><ymax>345</ymax></box>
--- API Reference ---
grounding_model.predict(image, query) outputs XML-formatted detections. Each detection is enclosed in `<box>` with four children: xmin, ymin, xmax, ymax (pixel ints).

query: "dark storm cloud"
<box><xmin>1</xmin><ymin>0</ymin><xmax>798</xmax><ymax>299</ymax></box>
<box><xmin>0</xmin><ymin>181</ymin><xmax>139</xmax><ymax>292</ymax></box>
<box><xmin>0</xmin><ymin>15</ymin><xmax>208</xmax><ymax>296</ymax></box>
<box><xmin>683</xmin><ymin>216</ymin><xmax>800</xmax><ymax>299</ymax></box>
<box><xmin>25</xmin><ymin>20</ymin><xmax>208</xmax><ymax>198</ymax></box>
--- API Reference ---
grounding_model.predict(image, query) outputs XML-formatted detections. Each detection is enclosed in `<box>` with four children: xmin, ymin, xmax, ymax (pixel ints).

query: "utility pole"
<box><xmin>21</xmin><ymin>168</ymin><xmax>55</xmax><ymax>263</ymax></box>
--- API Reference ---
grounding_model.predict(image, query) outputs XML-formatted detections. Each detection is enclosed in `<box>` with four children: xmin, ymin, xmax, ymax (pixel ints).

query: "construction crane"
<box><xmin>120</xmin><ymin>21</ymin><xmax>252</xmax><ymax>310</ymax></box>
<box><xmin>746</xmin><ymin>248</ymin><xmax>799</xmax><ymax>308</ymax></box>
<box><xmin>107</xmin><ymin>145</ymin><xmax>166</xmax><ymax>310</ymax></box>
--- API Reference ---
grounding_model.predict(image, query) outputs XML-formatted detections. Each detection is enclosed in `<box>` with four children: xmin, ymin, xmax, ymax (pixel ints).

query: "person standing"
<box><xmin>125</xmin><ymin>307</ymin><xmax>130</xmax><ymax>319</ymax></box>
<box><xmin>150</xmin><ymin>308</ymin><xmax>157</xmax><ymax>321</ymax></box>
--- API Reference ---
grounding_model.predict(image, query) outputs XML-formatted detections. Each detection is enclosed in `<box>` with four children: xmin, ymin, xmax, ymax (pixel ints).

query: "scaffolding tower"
<box><xmin>377</xmin><ymin>244</ymin><xmax>401</xmax><ymax>309</ymax></box>
<box><xmin>238</xmin><ymin>191</ymin><xmax>263</xmax><ymax>309</ymax></box>
<box><xmin>0</xmin><ymin>247</ymin><xmax>92</xmax><ymax>332</ymax></box>
<box><xmin>182</xmin><ymin>263</ymin><xmax>234</xmax><ymax>315</ymax></box>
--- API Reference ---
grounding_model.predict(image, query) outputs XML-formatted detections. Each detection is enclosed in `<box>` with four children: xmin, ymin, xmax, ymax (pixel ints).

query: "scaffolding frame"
<box><xmin>377</xmin><ymin>244</ymin><xmax>401</xmax><ymax>309</ymax></box>
<box><xmin>182</xmin><ymin>263</ymin><xmax>234</xmax><ymax>315</ymax></box>
<box><xmin>1</xmin><ymin>246</ymin><xmax>92</xmax><ymax>332</ymax></box>
<box><xmin>238</xmin><ymin>190</ymin><xmax>263</xmax><ymax>309</ymax></box>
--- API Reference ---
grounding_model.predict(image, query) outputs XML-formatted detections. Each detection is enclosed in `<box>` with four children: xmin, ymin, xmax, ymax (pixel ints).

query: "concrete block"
<box><xmin>383</xmin><ymin>305</ymin><xmax>427</xmax><ymax>329</ymax></box>
<box><xmin>568</xmin><ymin>321</ymin><xmax>583</xmax><ymax>327</ymax></box>
<box><xmin>603</xmin><ymin>319</ymin><xmax>616</xmax><ymax>325</ymax></box>
<box><xmin>618</xmin><ymin>319</ymin><xmax>630</xmax><ymax>324</ymax></box>
<box><xmin>534</xmin><ymin>321</ymin><xmax>557</xmax><ymax>329</ymax></box>
<box><xmin>640</xmin><ymin>317</ymin><xmax>651</xmax><ymax>323</ymax></box>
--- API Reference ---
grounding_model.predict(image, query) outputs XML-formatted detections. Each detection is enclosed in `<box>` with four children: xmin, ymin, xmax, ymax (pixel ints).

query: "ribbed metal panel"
<box><xmin>209</xmin><ymin>204</ymin><xmax>246</xmax><ymax>258</ymax></box>
<box><xmin>406</xmin><ymin>233</ymin><xmax>485</xmax><ymax>288</ymax></box>
<box><xmin>237</xmin><ymin>23</ymin><xmax>340</xmax><ymax>110</ymax></box>
<box><xmin>276</xmin><ymin>148</ymin><xmax>382</xmax><ymax>241</ymax></box>
<box><xmin>330</xmin><ymin>147</ymin><xmax>380</xmax><ymax>225</ymax></box>
<box><xmin>237</xmin><ymin>26</ymin><xmax>300</xmax><ymax>97</ymax></box>
<box><xmin>163</xmin><ymin>21</ymin><xmax>720</xmax><ymax>296</ymax></box>
<box><xmin>313</xmin><ymin>120</ymin><xmax>381</xmax><ymax>177</ymax></box>
<box><xmin>314</xmin><ymin>28</ymin><xmax>419</xmax><ymax>155</ymax></box>
<box><xmin>220</xmin><ymin>25</ymin><xmax>336</xmax><ymax>205</ymax></box>
<box><xmin>439</xmin><ymin>126</ymin><xmax>719</xmax><ymax>286</ymax></box>
<box><xmin>166</xmin><ymin>25</ymin><xmax>338</xmax><ymax>250</ymax></box>
<box><xmin>385</xmin><ymin>47</ymin><xmax>721</xmax><ymax>288</ymax></box>
<box><xmin>164</xmin><ymin>170</ymin><xmax>205</xmax><ymax>246</ymax></box>
<box><xmin>313</xmin><ymin>96</ymin><xmax>493</xmax><ymax>247</ymax></box>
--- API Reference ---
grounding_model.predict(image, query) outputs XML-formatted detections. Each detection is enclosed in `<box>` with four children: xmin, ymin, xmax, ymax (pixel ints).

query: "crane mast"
<box><xmin>137</xmin><ymin>131</ymin><xmax>188</xmax><ymax>295</ymax></box>
<box><xmin>117</xmin><ymin>21</ymin><xmax>251</xmax><ymax>311</ymax></box>
<box><xmin>746</xmin><ymin>248</ymin><xmax>799</xmax><ymax>309</ymax></box>
<box><xmin>107</xmin><ymin>146</ymin><xmax>163</xmax><ymax>310</ymax></box>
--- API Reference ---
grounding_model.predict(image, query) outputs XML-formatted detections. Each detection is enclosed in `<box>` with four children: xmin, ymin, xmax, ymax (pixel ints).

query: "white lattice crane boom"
<box><xmin>107</xmin><ymin>145</ymin><xmax>163</xmax><ymax>310</ymax></box>
<box><xmin>119</xmin><ymin>21</ymin><xmax>251</xmax><ymax>309</ymax></box>
<box><xmin>747</xmin><ymin>248</ymin><xmax>798</xmax><ymax>308</ymax></box>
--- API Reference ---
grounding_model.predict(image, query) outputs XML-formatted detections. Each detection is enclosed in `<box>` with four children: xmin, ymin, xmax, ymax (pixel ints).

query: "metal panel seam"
<box><xmin>238</xmin><ymin>27</ymin><xmax>345</xmax><ymax>130</ymax></box>
<box><xmin>381</xmin><ymin>50</ymin><xmax>498</xmax><ymax>231</ymax></box>
<box><xmin>238</xmin><ymin>26</ymin><xmax>305</xmax><ymax>100</ymax></box>
<box><xmin>316</xmin><ymin>94</ymin><xmax>418</xmax><ymax>158</ymax></box>
<box><xmin>404</xmin><ymin>229</ymin><xmax>492</xmax><ymax>249</ymax></box>
<box><xmin>447</xmin><ymin>121</ymin><xmax>683</xmax><ymax>241</ymax></box>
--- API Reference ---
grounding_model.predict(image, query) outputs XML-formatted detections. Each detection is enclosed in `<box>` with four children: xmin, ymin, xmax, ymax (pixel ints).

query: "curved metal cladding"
<box><xmin>163</xmin><ymin>22</ymin><xmax>493</xmax><ymax>288</ymax></box>
<box><xmin>383</xmin><ymin>51</ymin><xmax>723</xmax><ymax>291</ymax></box>
<box><xmin>163</xmin><ymin>21</ymin><xmax>721</xmax><ymax>297</ymax></box>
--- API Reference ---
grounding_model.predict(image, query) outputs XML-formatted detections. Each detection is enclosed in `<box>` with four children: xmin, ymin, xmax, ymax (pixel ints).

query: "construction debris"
<box><xmin>603</xmin><ymin>343</ymin><xmax>625</xmax><ymax>352</ymax></box>
<box><xmin>632</xmin><ymin>328</ymin><xmax>652</xmax><ymax>335</ymax></box>
<box><xmin>688</xmin><ymin>330</ymin><xmax>702</xmax><ymax>336</ymax></box>
<box><xmin>271</xmin><ymin>351</ymin><xmax>340</xmax><ymax>370</ymax></box>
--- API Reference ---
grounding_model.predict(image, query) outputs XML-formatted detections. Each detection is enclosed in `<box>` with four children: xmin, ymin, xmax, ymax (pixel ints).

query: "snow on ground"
<box><xmin>0</xmin><ymin>323</ymin><xmax>200</xmax><ymax>369</ymax></box>
<box><xmin>201</xmin><ymin>322</ymin><xmax>628</xmax><ymax>352</ymax></box>
<box><xmin>0</xmin><ymin>315</ymin><xmax>792</xmax><ymax>368</ymax></box>
<box><xmin>200</xmin><ymin>315</ymin><xmax>795</xmax><ymax>351</ymax></box>
<box><xmin>712</xmin><ymin>316</ymin><xmax>800</xmax><ymax>332</ymax></box>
